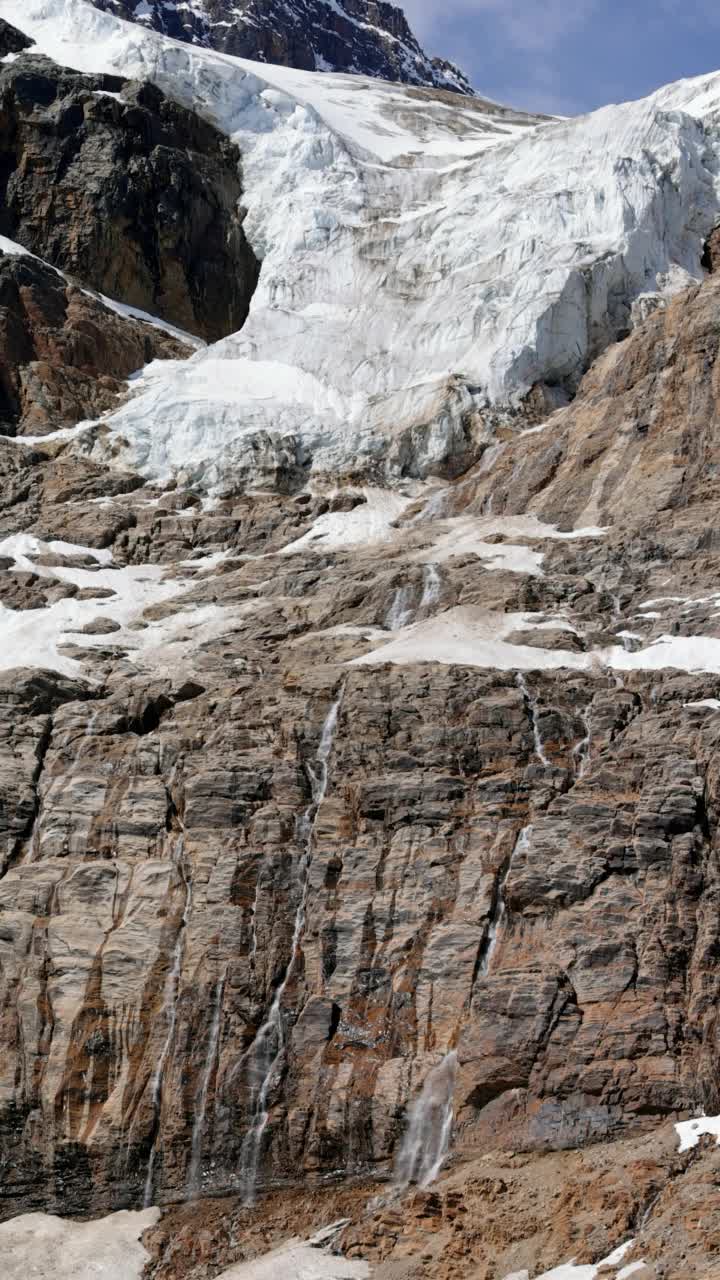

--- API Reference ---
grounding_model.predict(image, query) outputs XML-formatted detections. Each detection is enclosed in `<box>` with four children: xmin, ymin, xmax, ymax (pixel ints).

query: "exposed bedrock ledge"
<box><xmin>0</xmin><ymin>53</ymin><xmax>260</xmax><ymax>342</ymax></box>
<box><xmin>0</xmin><ymin>250</ymin><xmax>192</xmax><ymax>436</ymax></box>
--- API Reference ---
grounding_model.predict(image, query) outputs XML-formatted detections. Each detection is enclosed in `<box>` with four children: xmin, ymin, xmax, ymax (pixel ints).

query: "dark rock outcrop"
<box><xmin>0</xmin><ymin>56</ymin><xmax>260</xmax><ymax>342</ymax></box>
<box><xmin>91</xmin><ymin>0</ymin><xmax>474</xmax><ymax>95</ymax></box>
<box><xmin>0</xmin><ymin>17</ymin><xmax>33</xmax><ymax>57</ymax></box>
<box><xmin>0</xmin><ymin>247</ymin><xmax>191</xmax><ymax>435</ymax></box>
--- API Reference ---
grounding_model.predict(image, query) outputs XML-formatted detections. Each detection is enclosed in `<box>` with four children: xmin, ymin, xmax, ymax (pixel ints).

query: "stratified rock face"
<box><xmin>0</xmin><ymin>247</ymin><xmax>192</xmax><ymax>435</ymax></box>
<box><xmin>0</xmin><ymin>57</ymin><xmax>259</xmax><ymax>342</ymax></box>
<box><xmin>2</xmin><ymin>654</ymin><xmax>717</xmax><ymax>1222</ymax></box>
<box><xmin>91</xmin><ymin>0</ymin><xmax>474</xmax><ymax>95</ymax></box>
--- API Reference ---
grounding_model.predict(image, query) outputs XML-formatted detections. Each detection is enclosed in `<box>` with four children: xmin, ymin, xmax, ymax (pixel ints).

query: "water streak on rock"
<box><xmin>238</xmin><ymin>683</ymin><xmax>346</xmax><ymax>1205</ymax></box>
<box><xmin>516</xmin><ymin>674</ymin><xmax>550</xmax><ymax>767</ymax></box>
<box><xmin>187</xmin><ymin>970</ymin><xmax>227</xmax><ymax>1197</ymax></box>
<box><xmin>386</xmin><ymin>584</ymin><xmax>414</xmax><ymax>631</ymax></box>
<box><xmin>411</xmin><ymin>487</ymin><xmax>451</xmax><ymax>524</ymax></box>
<box><xmin>249</xmin><ymin>868</ymin><xmax>263</xmax><ymax>962</ymax></box>
<box><xmin>480</xmin><ymin>825</ymin><xmax>532</xmax><ymax>977</ymax></box>
<box><xmin>573</xmin><ymin>720</ymin><xmax>591</xmax><ymax>777</ymax></box>
<box><xmin>419</xmin><ymin>563</ymin><xmax>441</xmax><ymax>613</ymax></box>
<box><xmin>143</xmin><ymin>837</ymin><xmax>191</xmax><ymax>1208</ymax></box>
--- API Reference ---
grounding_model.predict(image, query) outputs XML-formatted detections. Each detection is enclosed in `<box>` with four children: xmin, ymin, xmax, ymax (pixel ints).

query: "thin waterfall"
<box><xmin>386</xmin><ymin>584</ymin><xmax>414</xmax><ymax>631</ymax></box>
<box><xmin>187</xmin><ymin>971</ymin><xmax>227</xmax><ymax>1197</ymax></box>
<box><xmin>249</xmin><ymin>868</ymin><xmax>263</xmax><ymax>962</ymax></box>
<box><xmin>613</xmin><ymin>592</ymin><xmax>635</xmax><ymax>652</ymax></box>
<box><xmin>516</xmin><ymin>674</ymin><xmax>550</xmax><ymax>767</ymax></box>
<box><xmin>143</xmin><ymin>837</ymin><xmax>192</xmax><ymax>1208</ymax></box>
<box><xmin>387</xmin><ymin>565</ymin><xmax>440</xmax><ymax>632</ymax></box>
<box><xmin>479</xmin><ymin>825</ymin><xmax>532</xmax><ymax>977</ymax></box>
<box><xmin>419</xmin><ymin>563</ymin><xmax>441</xmax><ymax>613</ymax></box>
<box><xmin>478</xmin><ymin>441</ymin><xmax>507</xmax><ymax>475</ymax></box>
<box><xmin>410</xmin><ymin>486</ymin><xmax>450</xmax><ymax>525</ymax></box>
<box><xmin>84</xmin><ymin>709</ymin><xmax>101</xmax><ymax>742</ymax></box>
<box><xmin>238</xmin><ymin>684</ymin><xmax>345</xmax><ymax>1206</ymax></box>
<box><xmin>394</xmin><ymin>1051</ymin><xmax>458</xmax><ymax>1189</ymax></box>
<box><xmin>572</xmin><ymin>720</ymin><xmax>591</xmax><ymax>777</ymax></box>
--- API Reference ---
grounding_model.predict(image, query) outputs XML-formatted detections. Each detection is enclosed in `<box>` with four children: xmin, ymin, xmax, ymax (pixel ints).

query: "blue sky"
<box><xmin>402</xmin><ymin>0</ymin><xmax>720</xmax><ymax>115</ymax></box>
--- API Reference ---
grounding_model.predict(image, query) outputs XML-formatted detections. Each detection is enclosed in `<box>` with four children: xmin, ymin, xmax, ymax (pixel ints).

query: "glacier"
<box><xmin>7</xmin><ymin>0</ymin><xmax>720</xmax><ymax>492</ymax></box>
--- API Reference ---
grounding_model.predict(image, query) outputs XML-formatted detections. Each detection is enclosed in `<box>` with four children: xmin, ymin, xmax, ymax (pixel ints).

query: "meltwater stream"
<box><xmin>386</xmin><ymin>584</ymin><xmax>414</xmax><ymax>631</ymax></box>
<box><xmin>516</xmin><ymin>674</ymin><xmax>550</xmax><ymax>767</ymax></box>
<box><xmin>187</xmin><ymin>970</ymin><xmax>227</xmax><ymax>1197</ymax></box>
<box><xmin>143</xmin><ymin>837</ymin><xmax>192</xmax><ymax>1207</ymax></box>
<box><xmin>387</xmin><ymin>564</ymin><xmax>441</xmax><ymax>631</ymax></box>
<box><xmin>419</xmin><ymin>563</ymin><xmax>441</xmax><ymax>613</ymax></box>
<box><xmin>238</xmin><ymin>685</ymin><xmax>346</xmax><ymax>1205</ymax></box>
<box><xmin>394</xmin><ymin>1051</ymin><xmax>458</xmax><ymax>1189</ymax></box>
<box><xmin>479</xmin><ymin>825</ymin><xmax>532</xmax><ymax>978</ymax></box>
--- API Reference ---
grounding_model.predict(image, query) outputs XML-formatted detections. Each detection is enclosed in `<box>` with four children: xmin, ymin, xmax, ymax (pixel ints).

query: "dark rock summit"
<box><xmin>91</xmin><ymin>0</ymin><xmax>474</xmax><ymax>95</ymax></box>
<box><xmin>0</xmin><ymin>56</ymin><xmax>260</xmax><ymax>342</ymax></box>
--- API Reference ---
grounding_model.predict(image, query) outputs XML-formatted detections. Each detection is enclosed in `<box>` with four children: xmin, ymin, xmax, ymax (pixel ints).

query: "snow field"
<box><xmin>0</xmin><ymin>534</ymin><xmax>230</xmax><ymax>678</ymax></box>
<box><xmin>0</xmin><ymin>1209</ymin><xmax>368</xmax><ymax>1280</ymax></box>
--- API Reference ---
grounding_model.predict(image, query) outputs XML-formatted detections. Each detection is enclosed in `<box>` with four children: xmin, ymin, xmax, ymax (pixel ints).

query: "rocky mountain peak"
<box><xmin>90</xmin><ymin>0</ymin><xmax>475</xmax><ymax>94</ymax></box>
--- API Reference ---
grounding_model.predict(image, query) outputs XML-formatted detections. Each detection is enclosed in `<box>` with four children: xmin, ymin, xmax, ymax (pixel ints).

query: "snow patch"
<box><xmin>351</xmin><ymin>610</ymin><xmax>720</xmax><ymax>676</ymax></box>
<box><xmin>0</xmin><ymin>1208</ymin><xmax>159</xmax><ymax>1280</ymax></box>
<box><xmin>0</xmin><ymin>228</ymin><xmax>202</xmax><ymax>348</ymax></box>
<box><xmin>92</xmin><ymin>290</ymin><xmax>205</xmax><ymax>349</ymax></box>
<box><xmin>409</xmin><ymin>514</ymin><xmax>605</xmax><ymax>576</ymax></box>
<box><xmin>418</xmin><ymin>519</ymin><xmax>545</xmax><ymax>575</ymax></box>
<box><xmin>0</xmin><ymin>1208</ymin><xmax>367</xmax><ymax>1280</ymax></box>
<box><xmin>279</xmin><ymin>488</ymin><xmax>412</xmax><ymax>553</ymax></box>
<box><xmin>215</xmin><ymin>1242</ymin><xmax>368</xmax><ymax>1278</ymax></box>
<box><xmin>0</xmin><ymin>533</ymin><xmax>114</xmax><ymax>570</ymax></box>
<box><xmin>675</xmin><ymin>1114</ymin><xmax>720</xmax><ymax>1152</ymax></box>
<box><xmin>351</xmin><ymin>608</ymin><xmax>592</xmax><ymax>671</ymax></box>
<box><xmin>503</xmin><ymin>1239</ymin><xmax>636</xmax><ymax>1280</ymax></box>
<box><xmin>0</xmin><ymin>536</ymin><xmax>207</xmax><ymax>678</ymax></box>
<box><xmin>0</xmin><ymin>234</ymin><xmax>28</xmax><ymax>256</ymax></box>
<box><xmin>611</xmin><ymin>635</ymin><xmax>720</xmax><ymax>673</ymax></box>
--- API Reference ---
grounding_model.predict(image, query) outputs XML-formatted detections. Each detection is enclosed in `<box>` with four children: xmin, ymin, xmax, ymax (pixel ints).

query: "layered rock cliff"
<box><xmin>0</xmin><ymin>245</ymin><xmax>193</xmax><ymax>435</ymax></box>
<box><xmin>2</xmin><ymin>4</ymin><xmax>720</xmax><ymax>1279</ymax></box>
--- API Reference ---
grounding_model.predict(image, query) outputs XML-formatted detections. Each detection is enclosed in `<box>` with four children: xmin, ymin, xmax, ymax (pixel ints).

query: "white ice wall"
<box><xmin>7</xmin><ymin>0</ymin><xmax>720</xmax><ymax>490</ymax></box>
